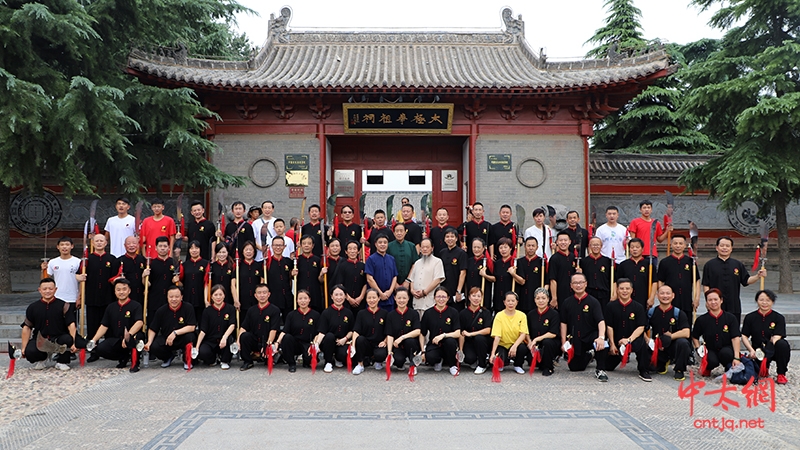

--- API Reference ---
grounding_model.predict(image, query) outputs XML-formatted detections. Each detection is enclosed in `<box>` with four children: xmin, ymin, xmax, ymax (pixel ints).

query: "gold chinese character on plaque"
<box><xmin>429</xmin><ymin>113</ymin><xmax>442</xmax><ymax>124</ymax></box>
<box><xmin>350</xmin><ymin>114</ymin><xmax>360</xmax><ymax>125</ymax></box>
<box><xmin>379</xmin><ymin>113</ymin><xmax>392</xmax><ymax>124</ymax></box>
<box><xmin>363</xmin><ymin>113</ymin><xmax>375</xmax><ymax>123</ymax></box>
<box><xmin>397</xmin><ymin>113</ymin><xmax>408</xmax><ymax>124</ymax></box>
<box><xmin>413</xmin><ymin>113</ymin><xmax>426</xmax><ymax>124</ymax></box>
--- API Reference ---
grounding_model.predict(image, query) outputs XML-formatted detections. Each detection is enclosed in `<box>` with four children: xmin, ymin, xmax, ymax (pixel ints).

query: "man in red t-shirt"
<box><xmin>627</xmin><ymin>200</ymin><xmax>671</xmax><ymax>262</ymax></box>
<box><xmin>139</xmin><ymin>198</ymin><xmax>176</xmax><ymax>259</ymax></box>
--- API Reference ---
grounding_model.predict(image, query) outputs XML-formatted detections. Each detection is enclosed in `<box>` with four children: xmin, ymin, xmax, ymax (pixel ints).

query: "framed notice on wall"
<box><xmin>285</xmin><ymin>154</ymin><xmax>309</xmax><ymax>186</ymax></box>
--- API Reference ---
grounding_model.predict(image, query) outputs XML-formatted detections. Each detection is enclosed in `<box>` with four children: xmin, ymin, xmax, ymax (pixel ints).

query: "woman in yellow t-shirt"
<box><xmin>490</xmin><ymin>291</ymin><xmax>531</xmax><ymax>374</ymax></box>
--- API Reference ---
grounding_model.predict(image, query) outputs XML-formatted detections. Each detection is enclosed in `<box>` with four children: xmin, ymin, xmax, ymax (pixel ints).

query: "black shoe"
<box><xmin>639</xmin><ymin>371</ymin><xmax>653</xmax><ymax>382</ymax></box>
<box><xmin>288</xmin><ymin>365</ymin><xmax>297</xmax><ymax>373</ymax></box>
<box><xmin>302</xmin><ymin>362</ymin><xmax>311</xmax><ymax>368</ymax></box>
<box><xmin>116</xmin><ymin>360</ymin><xmax>128</xmax><ymax>369</ymax></box>
<box><xmin>674</xmin><ymin>370</ymin><xmax>685</xmax><ymax>381</ymax></box>
<box><xmin>129</xmin><ymin>365</ymin><xmax>140</xmax><ymax>373</ymax></box>
<box><xmin>542</xmin><ymin>368</ymin><xmax>554</xmax><ymax>377</ymax></box>
<box><xmin>87</xmin><ymin>353</ymin><xmax>100</xmax><ymax>363</ymax></box>
<box><xmin>70</xmin><ymin>353</ymin><xmax>78</xmax><ymax>361</ymax></box>
<box><xmin>240</xmin><ymin>362</ymin><xmax>254</xmax><ymax>371</ymax></box>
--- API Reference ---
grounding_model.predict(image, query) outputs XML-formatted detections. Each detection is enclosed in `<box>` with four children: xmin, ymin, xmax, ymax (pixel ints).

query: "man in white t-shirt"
<box><xmin>252</xmin><ymin>200</ymin><xmax>276</xmax><ymax>261</ymax></box>
<box><xmin>595</xmin><ymin>205</ymin><xmax>628</xmax><ymax>264</ymax></box>
<box><xmin>104</xmin><ymin>197</ymin><xmax>136</xmax><ymax>257</ymax></box>
<box><xmin>40</xmin><ymin>237</ymin><xmax>82</xmax><ymax>310</ymax></box>
<box><xmin>523</xmin><ymin>207</ymin><xmax>553</xmax><ymax>259</ymax></box>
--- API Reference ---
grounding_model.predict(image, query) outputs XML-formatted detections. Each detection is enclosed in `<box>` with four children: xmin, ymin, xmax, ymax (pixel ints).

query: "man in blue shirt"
<box><xmin>366</xmin><ymin>235</ymin><xmax>398</xmax><ymax>311</ymax></box>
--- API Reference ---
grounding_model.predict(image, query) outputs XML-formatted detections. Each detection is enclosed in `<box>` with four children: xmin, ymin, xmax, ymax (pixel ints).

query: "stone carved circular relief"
<box><xmin>10</xmin><ymin>190</ymin><xmax>62</xmax><ymax>236</ymax></box>
<box><xmin>727</xmin><ymin>201</ymin><xmax>775</xmax><ymax>236</ymax></box>
<box><xmin>249</xmin><ymin>158</ymin><xmax>279</xmax><ymax>188</ymax></box>
<box><xmin>516</xmin><ymin>158</ymin><xmax>547</xmax><ymax>188</ymax></box>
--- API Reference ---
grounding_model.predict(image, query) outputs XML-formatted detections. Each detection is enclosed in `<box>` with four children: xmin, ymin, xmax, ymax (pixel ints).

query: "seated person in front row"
<box><xmin>277</xmin><ymin>290</ymin><xmax>321</xmax><ymax>372</ymax></box>
<box><xmin>421</xmin><ymin>287</ymin><xmax>461</xmax><ymax>376</ymax></box>
<box><xmin>144</xmin><ymin>285</ymin><xmax>197</xmax><ymax>369</ymax></box>
<box><xmin>87</xmin><ymin>278</ymin><xmax>144</xmax><ymax>372</ymax></box>
<box><xmin>458</xmin><ymin>287</ymin><xmax>493</xmax><ymax>375</ymax></box>
<box><xmin>351</xmin><ymin>289</ymin><xmax>389</xmax><ymax>375</ymax></box>
<box><xmin>489</xmin><ymin>291</ymin><xmax>531</xmax><ymax>374</ymax></box>
<box><xmin>604</xmin><ymin>278</ymin><xmax>652</xmax><ymax>382</ymax></box>
<box><xmin>526</xmin><ymin>287</ymin><xmax>560</xmax><ymax>377</ymax></box>
<box><xmin>385</xmin><ymin>287</ymin><xmax>422</xmax><ymax>373</ymax></box>
<box><xmin>692</xmin><ymin>288</ymin><xmax>741</xmax><ymax>377</ymax></box>
<box><xmin>314</xmin><ymin>285</ymin><xmax>355</xmax><ymax>373</ymax></box>
<box><xmin>238</xmin><ymin>283</ymin><xmax>281</xmax><ymax>371</ymax></box>
<box><xmin>741</xmin><ymin>289</ymin><xmax>791</xmax><ymax>385</ymax></box>
<box><xmin>195</xmin><ymin>285</ymin><xmax>237</xmax><ymax>370</ymax></box>
<box><xmin>560</xmin><ymin>273</ymin><xmax>609</xmax><ymax>382</ymax></box>
<box><xmin>648</xmin><ymin>284</ymin><xmax>692</xmax><ymax>381</ymax></box>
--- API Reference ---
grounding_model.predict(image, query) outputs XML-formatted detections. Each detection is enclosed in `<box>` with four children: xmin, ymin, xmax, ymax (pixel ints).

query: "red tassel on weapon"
<box><xmin>6</xmin><ymin>343</ymin><xmax>18</xmax><ymax>379</ymax></box>
<box><xmin>6</xmin><ymin>359</ymin><xmax>15</xmax><ymax>379</ymax></box>
<box><xmin>131</xmin><ymin>348</ymin><xmax>138</xmax><ymax>369</ymax></box>
<box><xmin>650</xmin><ymin>337</ymin><xmax>661</xmax><ymax>368</ymax></box>
<box><xmin>484</xmin><ymin>250</ymin><xmax>494</xmax><ymax>273</ymax></box>
<box><xmin>752</xmin><ymin>247</ymin><xmax>761</xmax><ymax>272</ymax></box>
<box><xmin>185</xmin><ymin>343</ymin><xmax>192</xmax><ymax>372</ymax></box>
<box><xmin>310</xmin><ymin>345</ymin><xmax>318</xmax><ymax>375</ymax></box>
<box><xmin>566</xmin><ymin>346</ymin><xmax>574</xmax><ymax>364</ymax></box>
<box><xmin>346</xmin><ymin>345</ymin><xmax>352</xmax><ymax>373</ymax></box>
<box><xmin>529</xmin><ymin>348</ymin><xmax>541</xmax><ymax>376</ymax></box>
<box><xmin>699</xmin><ymin>347</ymin><xmax>709</xmax><ymax>376</ymax></box>
<box><xmin>408</xmin><ymin>365</ymin><xmax>415</xmax><ymax>382</ymax></box>
<box><xmin>266</xmin><ymin>344</ymin><xmax>274</xmax><ymax>375</ymax></box>
<box><xmin>454</xmin><ymin>351</ymin><xmax>460</xmax><ymax>377</ymax></box>
<box><xmin>79</xmin><ymin>348</ymin><xmax>86</xmax><ymax>367</ymax></box>
<box><xmin>385</xmin><ymin>354</ymin><xmax>392</xmax><ymax>381</ymax></box>
<box><xmin>620</xmin><ymin>344</ymin><xmax>632</xmax><ymax>369</ymax></box>
<box><xmin>759</xmin><ymin>356</ymin><xmax>769</xmax><ymax>378</ymax></box>
<box><xmin>492</xmin><ymin>356</ymin><xmax>503</xmax><ymax>383</ymax></box>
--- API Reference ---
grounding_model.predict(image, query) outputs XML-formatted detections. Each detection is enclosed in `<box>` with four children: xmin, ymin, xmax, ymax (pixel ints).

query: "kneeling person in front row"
<box><xmin>195</xmin><ymin>285</ymin><xmax>237</xmax><ymax>370</ymax></box>
<box><xmin>490</xmin><ymin>291</ymin><xmax>531</xmax><ymax>374</ymax></box>
<box><xmin>277</xmin><ymin>290</ymin><xmax>320</xmax><ymax>372</ymax></box>
<box><xmin>238</xmin><ymin>283</ymin><xmax>281</xmax><ymax>371</ymax></box>
<box><xmin>385</xmin><ymin>287</ymin><xmax>422</xmax><ymax>372</ymax></box>
<box><xmin>88</xmin><ymin>278</ymin><xmax>144</xmax><ymax>372</ymax></box>
<box><xmin>648</xmin><ymin>284</ymin><xmax>692</xmax><ymax>381</ymax></box>
<box><xmin>351</xmin><ymin>289</ymin><xmax>389</xmax><ymax>374</ymax></box>
<box><xmin>145</xmin><ymin>285</ymin><xmax>197</xmax><ymax>369</ymax></box>
<box><xmin>692</xmin><ymin>288</ymin><xmax>742</xmax><ymax>377</ymax></box>
<box><xmin>560</xmin><ymin>273</ymin><xmax>609</xmax><ymax>381</ymax></box>
<box><xmin>458</xmin><ymin>287</ymin><xmax>493</xmax><ymax>374</ymax></box>
<box><xmin>526</xmin><ymin>288</ymin><xmax>560</xmax><ymax>376</ymax></box>
<box><xmin>741</xmin><ymin>289</ymin><xmax>791</xmax><ymax>385</ymax></box>
<box><xmin>314</xmin><ymin>285</ymin><xmax>355</xmax><ymax>373</ymax></box>
<box><xmin>421</xmin><ymin>287</ymin><xmax>461</xmax><ymax>375</ymax></box>
<box><xmin>604</xmin><ymin>278</ymin><xmax>651</xmax><ymax>381</ymax></box>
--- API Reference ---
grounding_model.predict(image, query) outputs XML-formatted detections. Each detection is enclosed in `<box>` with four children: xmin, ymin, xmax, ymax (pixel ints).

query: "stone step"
<box><xmin>785</xmin><ymin>324</ymin><xmax>800</xmax><ymax>336</ymax></box>
<box><xmin>787</xmin><ymin>336</ymin><xmax>800</xmax><ymax>351</ymax></box>
<box><xmin>0</xmin><ymin>313</ymin><xmax>26</xmax><ymax>326</ymax></box>
<box><xmin>0</xmin><ymin>324</ymin><xmax>21</xmax><ymax>339</ymax></box>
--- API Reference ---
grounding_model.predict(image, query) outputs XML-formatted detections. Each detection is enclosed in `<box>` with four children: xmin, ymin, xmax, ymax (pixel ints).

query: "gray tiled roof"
<box><xmin>127</xmin><ymin>8</ymin><xmax>671</xmax><ymax>92</ymax></box>
<box><xmin>590</xmin><ymin>153</ymin><xmax>710</xmax><ymax>180</ymax></box>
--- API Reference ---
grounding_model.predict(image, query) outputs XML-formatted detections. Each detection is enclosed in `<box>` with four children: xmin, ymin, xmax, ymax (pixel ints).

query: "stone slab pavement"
<box><xmin>0</xmin><ymin>353</ymin><xmax>798</xmax><ymax>450</ymax></box>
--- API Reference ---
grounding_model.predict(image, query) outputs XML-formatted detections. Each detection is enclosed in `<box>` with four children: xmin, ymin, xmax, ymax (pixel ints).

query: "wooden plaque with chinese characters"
<box><xmin>343</xmin><ymin>104</ymin><xmax>454</xmax><ymax>134</ymax></box>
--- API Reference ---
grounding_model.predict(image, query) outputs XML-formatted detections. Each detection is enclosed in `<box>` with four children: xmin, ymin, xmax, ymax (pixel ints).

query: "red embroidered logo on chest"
<box><xmin>343</xmin><ymin>317</ymin><xmax>349</xmax><ymax>323</ymax></box>
<box><xmin>543</xmin><ymin>319</ymin><xmax>549</xmax><ymax>326</ymax></box>
<box><xmin>445</xmin><ymin>318</ymin><xmax>452</xmax><ymax>325</ymax></box>
<box><xmin>722</xmin><ymin>325</ymin><xmax>729</xmax><ymax>332</ymax></box>
<box><xmin>600</xmin><ymin>266</ymin><xmax>606</xmax><ymax>272</ymax></box>
<box><xmin>639</xmin><ymin>266</ymin><xmax>646</xmax><ymax>273</ymax></box>
<box><xmin>583</xmin><ymin>305</ymin><xmax>589</xmax><ymax>312</ymax></box>
<box><xmin>769</xmin><ymin>322</ymin><xmax>776</xmax><ymax>329</ymax></box>
<box><xmin>669</xmin><ymin>318</ymin><xmax>676</xmax><ymax>325</ymax></box>
<box><xmin>224</xmin><ymin>314</ymin><xmax>230</xmax><ymax>320</ymax></box>
<box><xmin>405</xmin><ymin>320</ymin><xmax>412</xmax><ymax>327</ymax></box>
<box><xmin>308</xmin><ymin>318</ymin><xmax>314</xmax><ymax>325</ymax></box>
<box><xmin>734</xmin><ymin>268</ymin><xmax>739</xmax><ymax>275</ymax></box>
<box><xmin>629</xmin><ymin>312</ymin><xmax>635</xmax><ymax>319</ymax></box>
<box><xmin>124</xmin><ymin>311</ymin><xmax>131</xmax><ymax>318</ymax></box>
<box><xmin>178</xmin><ymin>317</ymin><xmax>184</xmax><ymax>324</ymax></box>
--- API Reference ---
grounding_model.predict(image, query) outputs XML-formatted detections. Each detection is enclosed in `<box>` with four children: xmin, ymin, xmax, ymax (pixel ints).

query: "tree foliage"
<box><xmin>585</xmin><ymin>0</ymin><xmax>647</xmax><ymax>58</ymax></box>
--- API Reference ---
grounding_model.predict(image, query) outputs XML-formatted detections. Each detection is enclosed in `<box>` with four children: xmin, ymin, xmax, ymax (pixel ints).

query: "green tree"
<box><xmin>585</xmin><ymin>0</ymin><xmax>647</xmax><ymax>58</ymax></box>
<box><xmin>679</xmin><ymin>0</ymin><xmax>800</xmax><ymax>293</ymax></box>
<box><xmin>0</xmin><ymin>0</ymin><xmax>253</xmax><ymax>293</ymax></box>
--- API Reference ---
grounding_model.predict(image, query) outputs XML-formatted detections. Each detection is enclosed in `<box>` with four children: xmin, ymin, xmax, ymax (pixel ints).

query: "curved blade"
<box><xmin>420</xmin><ymin>194</ymin><xmax>430</xmax><ymax>223</ymax></box>
<box><xmin>386</xmin><ymin>195</ymin><xmax>395</xmax><ymax>220</ymax></box>
<box><xmin>134</xmin><ymin>201</ymin><xmax>144</xmax><ymax>236</ymax></box>
<box><xmin>759</xmin><ymin>221</ymin><xmax>770</xmax><ymax>255</ymax></box>
<box><xmin>326</xmin><ymin>194</ymin><xmax>338</xmax><ymax>224</ymax></box>
<box><xmin>175</xmin><ymin>193</ymin><xmax>184</xmax><ymax>221</ymax></box>
<box><xmin>515</xmin><ymin>204</ymin><xmax>526</xmax><ymax>231</ymax></box>
<box><xmin>664</xmin><ymin>190</ymin><xmax>674</xmax><ymax>219</ymax></box>
<box><xmin>260</xmin><ymin>221</ymin><xmax>271</xmax><ymax>247</ymax></box>
<box><xmin>217</xmin><ymin>192</ymin><xmax>225</xmax><ymax>219</ymax></box>
<box><xmin>358</xmin><ymin>193</ymin><xmax>367</xmax><ymax>220</ymax></box>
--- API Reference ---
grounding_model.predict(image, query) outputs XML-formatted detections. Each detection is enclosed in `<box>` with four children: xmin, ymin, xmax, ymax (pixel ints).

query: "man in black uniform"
<box><xmin>238</xmin><ymin>284</ymin><xmax>281</xmax><ymax>371</ymax></box>
<box><xmin>20</xmin><ymin>278</ymin><xmax>84</xmax><ymax>371</ymax></box>
<box><xmin>185</xmin><ymin>200</ymin><xmax>216</xmax><ymax>261</ymax></box>
<box><xmin>702</xmin><ymin>236</ymin><xmax>766</xmax><ymax>323</ymax></box>
<box><xmin>223</xmin><ymin>201</ymin><xmax>256</xmax><ymax>258</ymax></box>
<box><xmin>116</xmin><ymin>236</ymin><xmax>147</xmax><ymax>305</ymax></box>
<box><xmin>458</xmin><ymin>286</ymin><xmax>493</xmax><ymax>374</ymax></box>
<box><xmin>615</xmin><ymin>238</ymin><xmax>656</xmax><ymax>308</ymax></box>
<box><xmin>560</xmin><ymin>273</ymin><xmax>609</xmax><ymax>381</ymax></box>
<box><xmin>145</xmin><ymin>285</ymin><xmax>197</xmax><ymax>369</ymax></box>
<box><xmin>314</xmin><ymin>285</ymin><xmax>355</xmax><ymax>373</ymax></box>
<box><xmin>604</xmin><ymin>278</ymin><xmax>651</xmax><ymax>381</ymax></box>
<box><xmin>87</xmin><ymin>279</ymin><xmax>144</xmax><ymax>372</ymax></box>
<box><xmin>741</xmin><ymin>289</ymin><xmax>790</xmax><ymax>385</ymax></box>
<box><xmin>510</xmin><ymin>237</ymin><xmax>544</xmax><ymax>313</ymax></box>
<box><xmin>649</xmin><ymin>284</ymin><xmax>692</xmax><ymax>381</ymax></box>
<box><xmin>400</xmin><ymin>204</ymin><xmax>423</xmax><ymax>249</ymax></box>
<box><xmin>333</xmin><ymin>204</ymin><xmax>362</xmax><ymax>247</ymax></box>
<box><xmin>146</xmin><ymin>236</ymin><xmax>180</xmax><ymax>321</ymax></box>
<box><xmin>79</xmin><ymin>234</ymin><xmax>116</xmax><ymax>345</ymax></box>
<box><xmin>692</xmin><ymin>288</ymin><xmax>742</xmax><ymax>377</ymax></box>
<box><xmin>526</xmin><ymin>287</ymin><xmax>560</xmax><ymax>376</ymax></box>
<box><xmin>439</xmin><ymin>228</ymin><xmax>467</xmax><ymax>309</ymax></box>
<box><xmin>579</xmin><ymin>237</ymin><xmax>613</xmax><ymax>310</ymax></box>
<box><xmin>563</xmin><ymin>210</ymin><xmax>589</xmax><ymax>257</ymax></box>
<box><xmin>385</xmin><ymin>287</ymin><xmax>422</xmax><ymax>371</ymax></box>
<box><xmin>351</xmin><ymin>289</ymin><xmax>389</xmax><ymax>374</ymax></box>
<box><xmin>548</xmin><ymin>231</ymin><xmax>576</xmax><ymax>308</ymax></box>
<box><xmin>366</xmin><ymin>209</ymin><xmax>394</xmax><ymax>253</ymax></box>
<box><xmin>657</xmin><ymin>234</ymin><xmax>700</xmax><ymax>321</ymax></box>
<box><xmin>277</xmin><ymin>289</ymin><xmax>321</xmax><ymax>372</ymax></box>
<box><xmin>421</xmin><ymin>287</ymin><xmax>462</xmax><ymax>376</ymax></box>
<box><xmin>301</xmin><ymin>204</ymin><xmax>330</xmax><ymax>257</ymax></box>
<box><xmin>265</xmin><ymin>237</ymin><xmax>296</xmax><ymax>318</ymax></box>
<box><xmin>489</xmin><ymin>204</ymin><xmax>517</xmax><ymax>260</ymax></box>
<box><xmin>462</xmin><ymin>202</ymin><xmax>491</xmax><ymax>255</ymax></box>
<box><xmin>297</xmin><ymin>235</ymin><xmax>323</xmax><ymax>312</ymax></box>
<box><xmin>429</xmin><ymin>207</ymin><xmax>451</xmax><ymax>257</ymax></box>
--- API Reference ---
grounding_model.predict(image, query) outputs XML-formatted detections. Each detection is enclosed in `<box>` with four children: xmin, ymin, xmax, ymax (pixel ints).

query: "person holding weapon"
<box><xmin>276</xmin><ymin>290</ymin><xmax>320</xmax><ymax>373</ymax></box>
<box><xmin>237</xmin><ymin>283</ymin><xmax>281</xmax><ymax>371</ymax></box>
<box><xmin>579</xmin><ymin>237</ymin><xmax>613</xmax><ymax>310</ymax></box>
<box><xmin>265</xmin><ymin>237</ymin><xmax>296</xmax><ymax>318</ymax></box>
<box><xmin>209</xmin><ymin>242</ymin><xmax>237</xmax><ymax>307</ymax></box>
<box><xmin>332</xmin><ymin>240</ymin><xmax>367</xmax><ymax>312</ymax></box>
<box><xmin>489</xmin><ymin>204</ymin><xmax>517</xmax><ymax>260</ymax></box>
<box><xmin>145</xmin><ymin>237</ymin><xmax>180</xmax><ymax>324</ymax></box>
<box><xmin>657</xmin><ymin>234</ymin><xmax>700</xmax><ymax>328</ymax></box>
<box><xmin>465</xmin><ymin>238</ymin><xmax>493</xmax><ymax>309</ymax></box>
<box><xmin>195</xmin><ymin>285</ymin><xmax>236</xmax><ymax>370</ymax></box>
<box><xmin>297</xmin><ymin>235</ymin><xmax>324</xmax><ymax>312</ymax></box>
<box><xmin>86</xmin><ymin>278</ymin><xmax>144</xmax><ymax>372</ymax></box>
<box><xmin>179</xmin><ymin>240</ymin><xmax>210</xmax><ymax>323</ymax></box>
<box><xmin>509</xmin><ymin>237</ymin><xmax>545</xmax><ymax>314</ymax></box>
<box><xmin>236</xmin><ymin>241</ymin><xmax>262</xmax><ymax>315</ymax></box>
<box><xmin>458</xmin><ymin>287</ymin><xmax>493</xmax><ymax>375</ymax></box>
<box><xmin>439</xmin><ymin>228</ymin><xmax>468</xmax><ymax>310</ymax></box>
<box><xmin>184</xmin><ymin>200</ymin><xmax>216</xmax><ymax>261</ymax></box>
<box><xmin>701</xmin><ymin>236</ymin><xmax>766</xmax><ymax>323</ymax></box>
<box><xmin>114</xmin><ymin>236</ymin><xmax>147</xmax><ymax>305</ymax></box>
<box><xmin>77</xmin><ymin>233</ymin><xmax>117</xmax><ymax>359</ymax></box>
<box><xmin>314</xmin><ymin>285</ymin><xmax>355</xmax><ymax>373</ymax></box>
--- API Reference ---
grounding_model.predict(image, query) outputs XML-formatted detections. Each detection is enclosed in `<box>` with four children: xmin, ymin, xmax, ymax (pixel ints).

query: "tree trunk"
<box><xmin>774</xmin><ymin>191</ymin><xmax>793</xmax><ymax>293</ymax></box>
<box><xmin>0</xmin><ymin>184</ymin><xmax>11</xmax><ymax>294</ymax></box>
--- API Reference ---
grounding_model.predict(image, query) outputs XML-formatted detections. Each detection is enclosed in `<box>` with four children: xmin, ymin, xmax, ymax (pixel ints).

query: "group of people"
<box><xmin>19</xmin><ymin>197</ymin><xmax>787</xmax><ymax>386</ymax></box>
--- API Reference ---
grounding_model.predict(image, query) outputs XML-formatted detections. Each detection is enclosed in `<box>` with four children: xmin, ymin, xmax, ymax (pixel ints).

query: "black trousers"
<box><xmin>462</xmin><ymin>335</ymin><xmax>491</xmax><ymax>368</ymax></box>
<box><xmin>319</xmin><ymin>332</ymin><xmax>348</xmax><ymax>365</ymax></box>
<box><xmin>86</xmin><ymin>305</ymin><xmax>106</xmax><ymax>342</ymax></box>
<box><xmin>705</xmin><ymin>346</ymin><xmax>734</xmax><ymax>372</ymax></box>
<box><xmin>354</xmin><ymin>336</ymin><xmax>389</xmax><ymax>364</ymax></box>
<box><xmin>653</xmin><ymin>337</ymin><xmax>691</xmax><ymax>372</ymax></box>
<box><xmin>390</xmin><ymin>339</ymin><xmax>421</xmax><ymax>368</ymax></box>
<box><xmin>150</xmin><ymin>333</ymin><xmax>195</xmax><ymax>362</ymax></box>
<box><xmin>96</xmin><ymin>332</ymin><xmax>145</xmax><ymax>363</ymax></box>
<box><xmin>606</xmin><ymin>336</ymin><xmax>651</xmax><ymax>372</ymax></box>
<box><xmin>763</xmin><ymin>339</ymin><xmax>791</xmax><ymax>375</ymax></box>
<box><xmin>530</xmin><ymin>337</ymin><xmax>560</xmax><ymax>371</ymax></box>
<box><xmin>425</xmin><ymin>337</ymin><xmax>458</xmax><ymax>367</ymax></box>
<box><xmin>239</xmin><ymin>331</ymin><xmax>269</xmax><ymax>364</ymax></box>
<box><xmin>568</xmin><ymin>338</ymin><xmax>607</xmax><ymax>372</ymax></box>
<box><xmin>495</xmin><ymin>344</ymin><xmax>531</xmax><ymax>368</ymax></box>
<box><xmin>25</xmin><ymin>334</ymin><xmax>76</xmax><ymax>364</ymax></box>
<box><xmin>279</xmin><ymin>335</ymin><xmax>311</xmax><ymax>367</ymax></box>
<box><xmin>198</xmin><ymin>338</ymin><xmax>233</xmax><ymax>365</ymax></box>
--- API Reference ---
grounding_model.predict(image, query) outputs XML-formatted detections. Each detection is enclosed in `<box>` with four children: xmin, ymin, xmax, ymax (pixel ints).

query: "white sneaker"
<box><xmin>514</xmin><ymin>366</ymin><xmax>525</xmax><ymax>374</ymax></box>
<box><xmin>32</xmin><ymin>361</ymin><xmax>46</xmax><ymax>370</ymax></box>
<box><xmin>434</xmin><ymin>362</ymin><xmax>443</xmax><ymax>371</ymax></box>
<box><xmin>474</xmin><ymin>366</ymin><xmax>486</xmax><ymax>375</ymax></box>
<box><xmin>220</xmin><ymin>362</ymin><xmax>230</xmax><ymax>370</ymax></box>
<box><xmin>352</xmin><ymin>364</ymin><xmax>365</xmax><ymax>375</ymax></box>
<box><xmin>373</xmin><ymin>362</ymin><xmax>383</xmax><ymax>370</ymax></box>
<box><xmin>55</xmin><ymin>363</ymin><xmax>70</xmax><ymax>371</ymax></box>
<box><xmin>324</xmin><ymin>363</ymin><xmax>334</xmax><ymax>373</ymax></box>
<box><xmin>410</xmin><ymin>366</ymin><xmax>418</xmax><ymax>376</ymax></box>
<box><xmin>183</xmin><ymin>363</ymin><xmax>189</xmax><ymax>370</ymax></box>
<box><xmin>334</xmin><ymin>360</ymin><xmax>344</xmax><ymax>368</ymax></box>
<box><xmin>161</xmin><ymin>357</ymin><xmax>174</xmax><ymax>368</ymax></box>
<box><xmin>449</xmin><ymin>366</ymin><xmax>459</xmax><ymax>376</ymax></box>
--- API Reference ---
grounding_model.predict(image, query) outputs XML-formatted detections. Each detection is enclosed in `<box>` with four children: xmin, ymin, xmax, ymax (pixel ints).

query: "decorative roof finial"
<box><xmin>501</xmin><ymin>8</ymin><xmax>524</xmax><ymax>42</ymax></box>
<box><xmin>269</xmin><ymin>6</ymin><xmax>292</xmax><ymax>43</ymax></box>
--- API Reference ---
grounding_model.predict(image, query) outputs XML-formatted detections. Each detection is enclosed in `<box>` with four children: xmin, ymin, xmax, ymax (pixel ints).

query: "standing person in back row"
<box><xmin>524</xmin><ymin>208</ymin><xmax>553</xmax><ymax>260</ymax></box>
<box><xmin>140</xmin><ymin>198</ymin><xmax>176</xmax><ymax>259</ymax></box>
<box><xmin>626</xmin><ymin>200</ymin><xmax>671</xmax><ymax>266</ymax></box>
<box><xmin>701</xmin><ymin>236</ymin><xmax>766</xmax><ymax>323</ymax></box>
<box><xmin>42</xmin><ymin>237</ymin><xmax>82</xmax><ymax>319</ymax></box>
<box><xmin>595</xmin><ymin>206</ymin><xmax>627</xmax><ymax>264</ymax></box>
<box><xmin>104</xmin><ymin>197</ymin><xmax>136</xmax><ymax>258</ymax></box>
<box><xmin>657</xmin><ymin>234</ymin><xmax>700</xmax><ymax>322</ymax></box>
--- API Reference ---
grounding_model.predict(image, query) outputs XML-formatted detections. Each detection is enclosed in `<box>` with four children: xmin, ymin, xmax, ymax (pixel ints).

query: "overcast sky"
<box><xmin>234</xmin><ymin>0</ymin><xmax>725</xmax><ymax>59</ymax></box>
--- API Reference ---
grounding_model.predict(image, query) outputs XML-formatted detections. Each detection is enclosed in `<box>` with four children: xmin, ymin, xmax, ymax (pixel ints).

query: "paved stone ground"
<box><xmin>0</xmin><ymin>354</ymin><xmax>798</xmax><ymax>450</ymax></box>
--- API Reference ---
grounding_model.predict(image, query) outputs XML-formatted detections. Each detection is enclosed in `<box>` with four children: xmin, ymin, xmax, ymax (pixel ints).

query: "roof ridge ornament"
<box><xmin>269</xmin><ymin>6</ymin><xmax>292</xmax><ymax>44</ymax></box>
<box><xmin>501</xmin><ymin>8</ymin><xmax>524</xmax><ymax>43</ymax></box>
